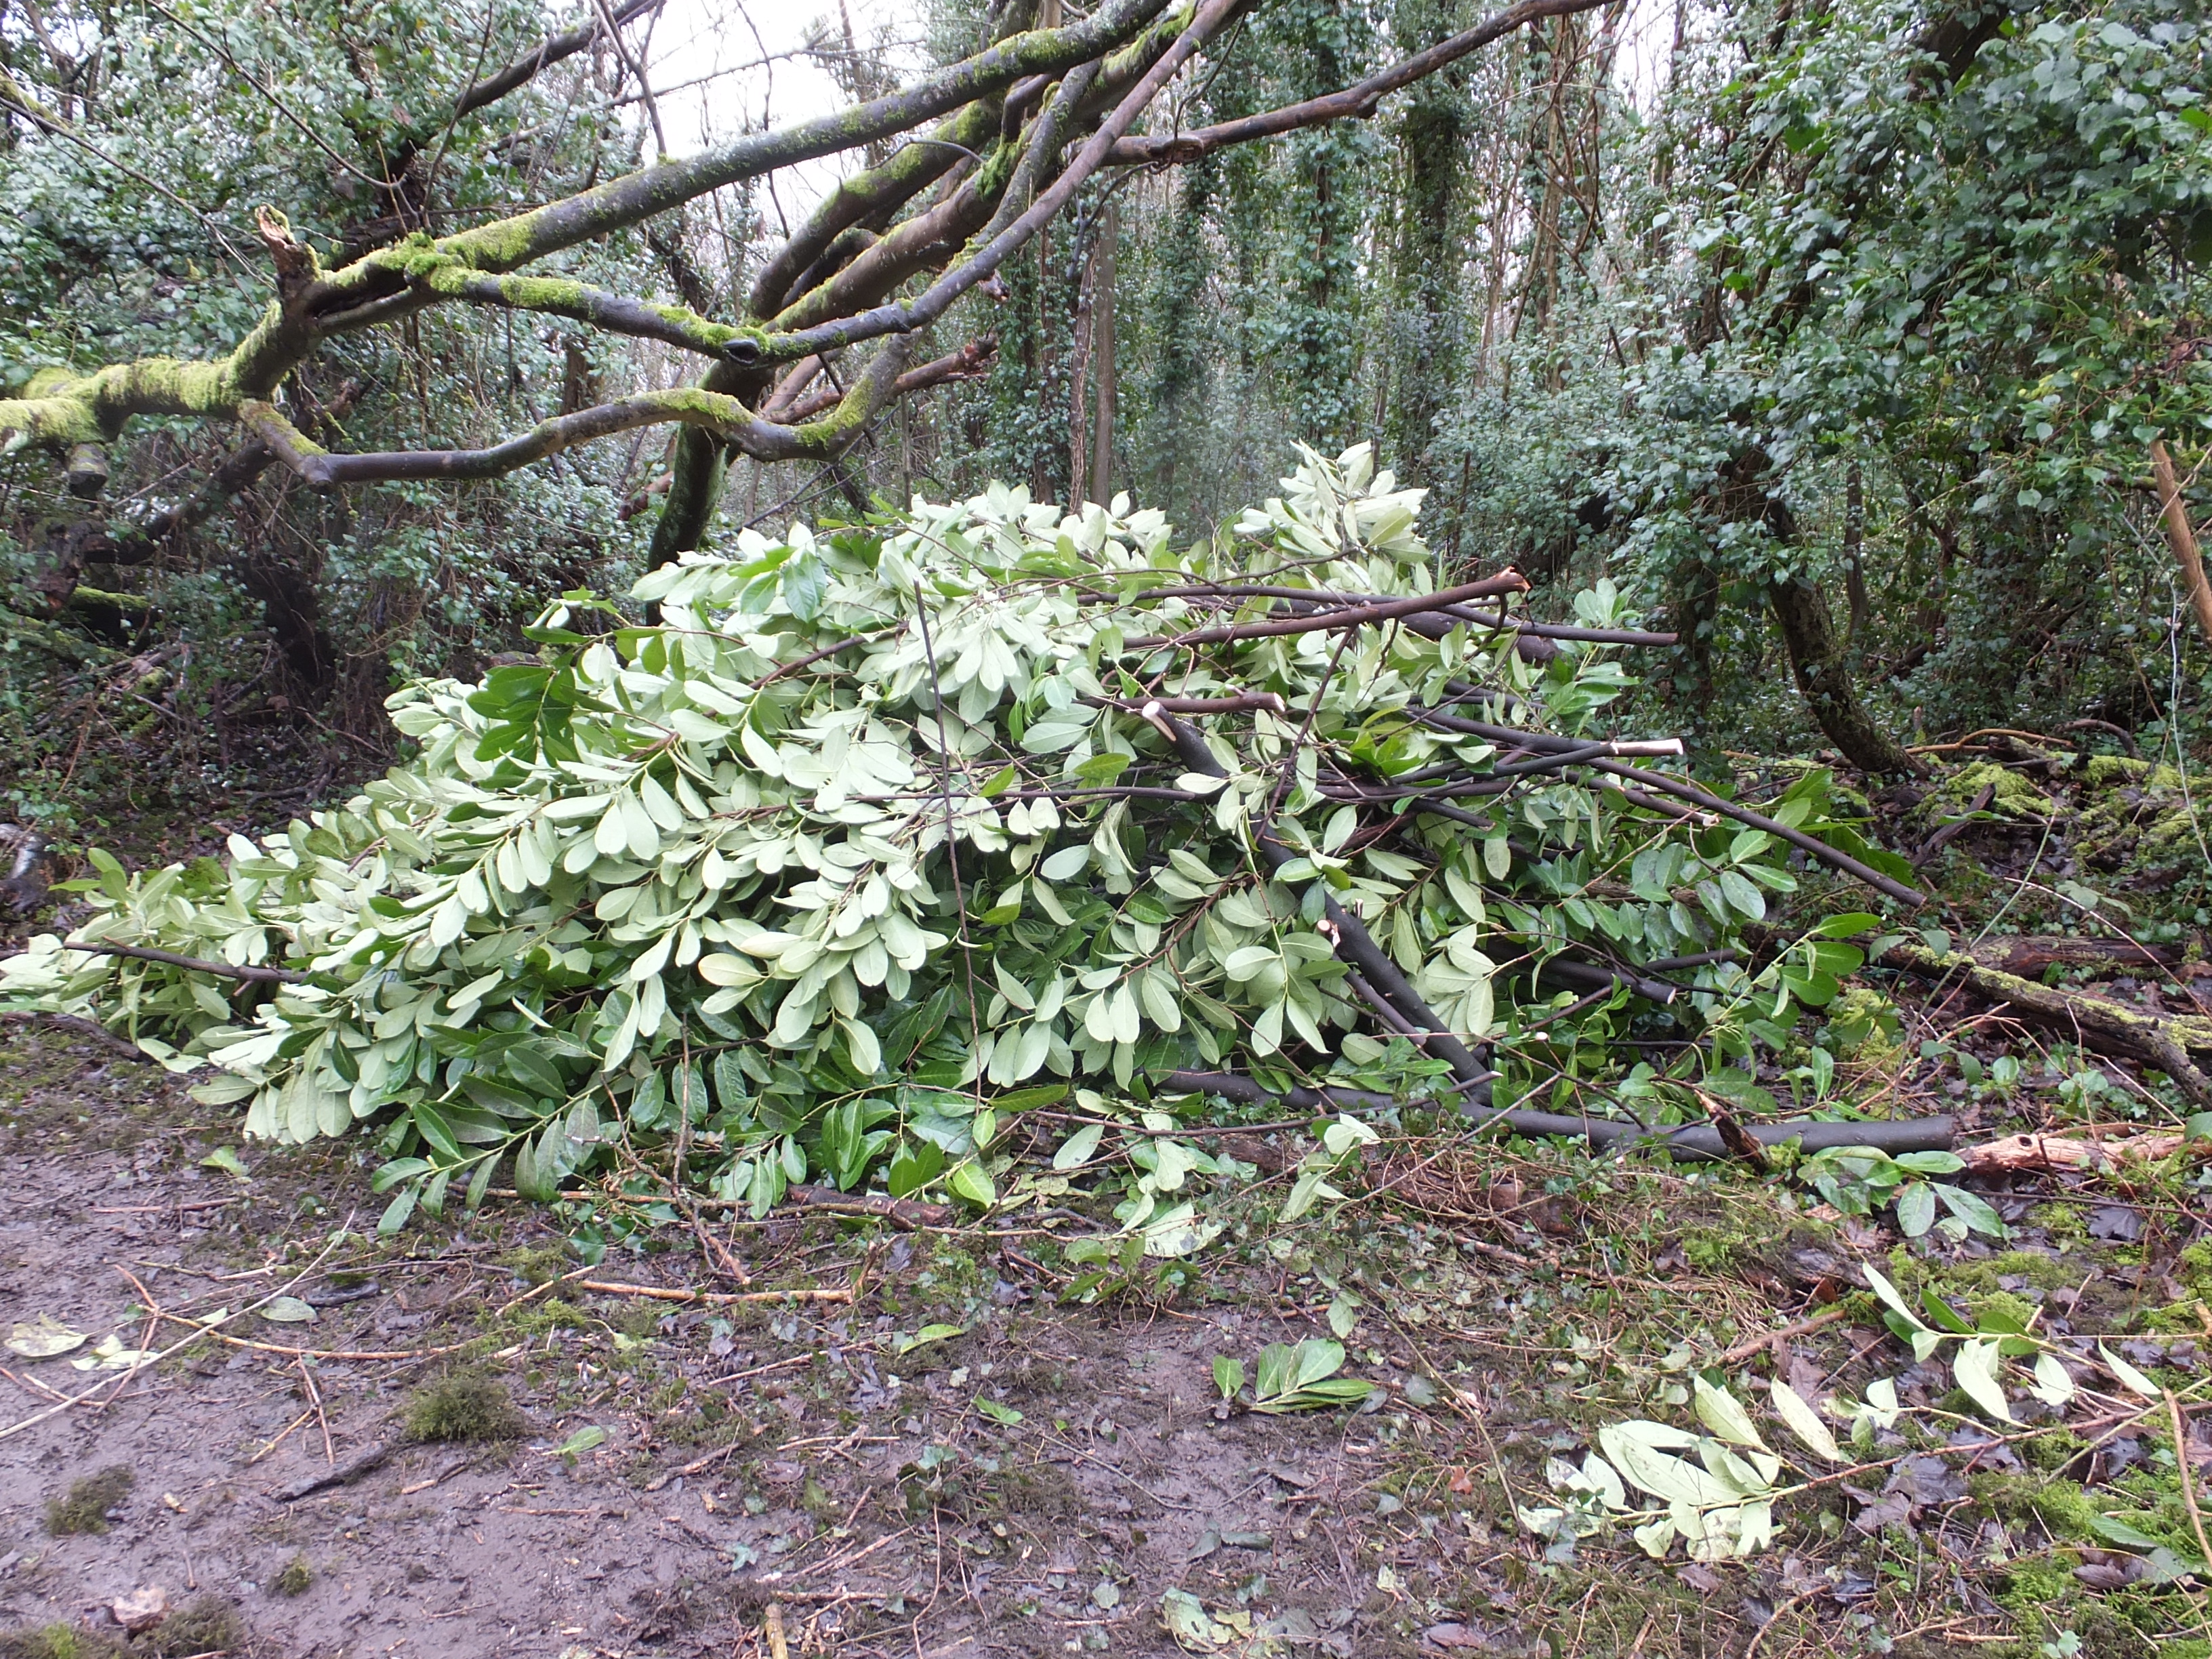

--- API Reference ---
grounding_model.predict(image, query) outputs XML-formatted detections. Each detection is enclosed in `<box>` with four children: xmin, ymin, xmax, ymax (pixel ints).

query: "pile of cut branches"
<box><xmin>0</xmin><ymin>447</ymin><xmax>1936</xmax><ymax>1235</ymax></box>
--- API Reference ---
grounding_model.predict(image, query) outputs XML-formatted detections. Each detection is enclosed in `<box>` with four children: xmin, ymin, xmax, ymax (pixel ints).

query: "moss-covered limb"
<box><xmin>238</xmin><ymin>401</ymin><xmax>329</xmax><ymax>476</ymax></box>
<box><xmin>0</xmin><ymin>290</ymin><xmax>319</xmax><ymax>452</ymax></box>
<box><xmin>1882</xmin><ymin>941</ymin><xmax>2212</xmax><ymax>1106</ymax></box>
<box><xmin>748</xmin><ymin>96</ymin><xmax>1006</xmax><ymax>320</ymax></box>
<box><xmin>429</xmin><ymin>0</ymin><xmax>1173</xmax><ymax>276</ymax></box>
<box><xmin>251</xmin><ymin>354</ymin><xmax>907</xmax><ymax>490</ymax></box>
<box><xmin>422</xmin><ymin>268</ymin><xmax>757</xmax><ymax>360</ymax></box>
<box><xmin>0</xmin><ymin>603</ymin><xmax>114</xmax><ymax>664</ymax></box>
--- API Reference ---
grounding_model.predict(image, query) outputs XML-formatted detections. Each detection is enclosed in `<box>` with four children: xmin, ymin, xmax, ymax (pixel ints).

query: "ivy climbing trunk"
<box><xmin>1387</xmin><ymin>79</ymin><xmax>1462</xmax><ymax>495</ymax></box>
<box><xmin>1089</xmin><ymin>199</ymin><xmax>1118</xmax><ymax>505</ymax></box>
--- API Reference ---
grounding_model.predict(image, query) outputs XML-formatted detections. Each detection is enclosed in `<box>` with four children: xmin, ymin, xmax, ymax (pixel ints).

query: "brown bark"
<box><xmin>1767</xmin><ymin>574</ymin><xmax>1917</xmax><ymax>774</ymax></box>
<box><xmin>2151</xmin><ymin>438</ymin><xmax>2212</xmax><ymax>646</ymax></box>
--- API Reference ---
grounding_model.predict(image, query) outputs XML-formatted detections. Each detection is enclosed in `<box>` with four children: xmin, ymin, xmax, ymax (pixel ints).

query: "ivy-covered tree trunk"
<box><xmin>1387</xmin><ymin>81</ymin><xmax>1463</xmax><ymax>495</ymax></box>
<box><xmin>1767</xmin><ymin>575</ymin><xmax>1916</xmax><ymax>775</ymax></box>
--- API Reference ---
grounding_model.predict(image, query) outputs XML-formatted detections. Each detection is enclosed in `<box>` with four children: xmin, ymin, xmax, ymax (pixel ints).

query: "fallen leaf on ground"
<box><xmin>110</xmin><ymin>1587</ymin><xmax>167</xmax><ymax>1632</ymax></box>
<box><xmin>70</xmin><ymin>1334</ymin><xmax>156</xmax><ymax>1371</ymax></box>
<box><xmin>5</xmin><ymin>1314</ymin><xmax>86</xmax><ymax>1358</ymax></box>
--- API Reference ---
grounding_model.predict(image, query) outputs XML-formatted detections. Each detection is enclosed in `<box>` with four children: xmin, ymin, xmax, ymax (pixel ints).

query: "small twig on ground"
<box><xmin>2170</xmin><ymin>1389</ymin><xmax>2212</xmax><ymax>1587</ymax></box>
<box><xmin>644</xmin><ymin>1439</ymin><xmax>747</xmax><ymax>1492</ymax></box>
<box><xmin>764</xmin><ymin>1603</ymin><xmax>791</xmax><ymax>1659</ymax></box>
<box><xmin>246</xmin><ymin>1408</ymin><xmax>318</xmax><ymax>1467</ymax></box>
<box><xmin>398</xmin><ymin>1452</ymin><xmax>481</xmax><ymax>1495</ymax></box>
<box><xmin>575</xmin><ymin>1279</ymin><xmax>852</xmax><ymax>1307</ymax></box>
<box><xmin>1713</xmin><ymin>1305</ymin><xmax>1851</xmax><ymax>1366</ymax></box>
<box><xmin>298</xmin><ymin>1356</ymin><xmax>335</xmax><ymax>1465</ymax></box>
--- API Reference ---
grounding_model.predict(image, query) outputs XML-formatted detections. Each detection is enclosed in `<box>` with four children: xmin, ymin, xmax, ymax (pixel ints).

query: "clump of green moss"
<box><xmin>2179</xmin><ymin>1238</ymin><xmax>2212</xmax><ymax>1301</ymax></box>
<box><xmin>403</xmin><ymin>1374</ymin><xmax>526</xmax><ymax>1443</ymax></box>
<box><xmin>139</xmin><ymin>1599</ymin><xmax>244</xmax><ymax>1658</ymax></box>
<box><xmin>0</xmin><ymin>1622</ymin><xmax>121</xmax><ymax>1659</ymax></box>
<box><xmin>503</xmin><ymin>1296</ymin><xmax>588</xmax><ymax>1337</ymax></box>
<box><xmin>497</xmin><ymin>1242</ymin><xmax>569</xmax><ymax>1287</ymax></box>
<box><xmin>45</xmin><ymin>1467</ymin><xmax>134</xmax><ymax>1536</ymax></box>
<box><xmin>1938</xmin><ymin>759</ymin><xmax>2055</xmax><ymax>819</ymax></box>
<box><xmin>271</xmin><ymin>1555</ymin><xmax>313</xmax><ymax>1597</ymax></box>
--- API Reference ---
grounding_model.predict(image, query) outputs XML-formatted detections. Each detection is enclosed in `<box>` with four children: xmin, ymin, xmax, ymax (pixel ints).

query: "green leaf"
<box><xmin>946</xmin><ymin>1160</ymin><xmax>996</xmax><ymax>1208</ymax></box>
<box><xmin>1694</xmin><ymin>1378</ymin><xmax>1771</xmax><ymax>1451</ymax></box>
<box><xmin>975</xmin><ymin>1397</ymin><xmax>1024</xmax><ymax>1425</ymax></box>
<box><xmin>413</xmin><ymin>1101</ymin><xmax>463</xmax><ymax>1162</ymax></box>
<box><xmin>1769</xmin><ymin>1379</ymin><xmax>1841</xmax><ymax>1463</ymax></box>
<box><xmin>1213</xmin><ymin>1355</ymin><xmax>1246</xmax><ymax>1401</ymax></box>
<box><xmin>1815</xmin><ymin>912</ymin><xmax>1883</xmax><ymax>939</ymax></box>
<box><xmin>2100</xmin><ymin>1343</ymin><xmax>2161</xmax><ymax>1399</ymax></box>
<box><xmin>556</xmin><ymin>1425</ymin><xmax>607</xmax><ymax>1456</ymax></box>
<box><xmin>1862</xmin><ymin>1265</ymin><xmax>1930</xmax><ymax>1332</ymax></box>
<box><xmin>200</xmin><ymin>1147</ymin><xmax>249</xmax><ymax>1179</ymax></box>
<box><xmin>1052</xmin><ymin>1122</ymin><xmax>1105</xmax><ymax>1170</ymax></box>
<box><xmin>1952</xmin><ymin>1339</ymin><xmax>2014</xmax><ymax>1423</ymax></box>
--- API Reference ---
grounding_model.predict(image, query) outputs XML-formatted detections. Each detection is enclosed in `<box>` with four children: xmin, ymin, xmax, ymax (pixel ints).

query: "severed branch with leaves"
<box><xmin>0</xmin><ymin>0</ymin><xmax>1612</xmax><ymax>577</ymax></box>
<box><xmin>2</xmin><ymin>446</ymin><xmax>1950</xmax><ymax>1242</ymax></box>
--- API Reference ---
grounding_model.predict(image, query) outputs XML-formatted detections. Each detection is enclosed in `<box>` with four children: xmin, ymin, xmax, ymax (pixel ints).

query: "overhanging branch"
<box><xmin>243</xmin><ymin>339</ymin><xmax>914</xmax><ymax>486</ymax></box>
<box><xmin>453</xmin><ymin>0</ymin><xmax>666</xmax><ymax>119</ymax></box>
<box><xmin>1106</xmin><ymin>0</ymin><xmax>1612</xmax><ymax>165</ymax></box>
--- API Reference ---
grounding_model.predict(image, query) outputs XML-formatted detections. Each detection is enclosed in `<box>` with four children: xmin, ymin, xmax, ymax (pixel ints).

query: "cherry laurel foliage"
<box><xmin>1530</xmin><ymin>1265</ymin><xmax>2180</xmax><ymax>1571</ymax></box>
<box><xmin>3</xmin><ymin>449</ymin><xmax>1873</xmax><ymax>1233</ymax></box>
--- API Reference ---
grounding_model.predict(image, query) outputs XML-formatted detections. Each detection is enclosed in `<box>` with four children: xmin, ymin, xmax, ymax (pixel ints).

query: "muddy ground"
<box><xmin>0</xmin><ymin>1019</ymin><xmax>2206</xmax><ymax>1659</ymax></box>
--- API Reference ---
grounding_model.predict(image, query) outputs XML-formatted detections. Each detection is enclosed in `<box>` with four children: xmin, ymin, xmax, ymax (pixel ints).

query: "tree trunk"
<box><xmin>1767</xmin><ymin>575</ymin><xmax>1916</xmax><ymax>774</ymax></box>
<box><xmin>1389</xmin><ymin>83</ymin><xmax>1461</xmax><ymax>485</ymax></box>
<box><xmin>1089</xmin><ymin>199</ymin><xmax>1118</xmax><ymax>506</ymax></box>
<box><xmin>2151</xmin><ymin>438</ymin><xmax>2212</xmax><ymax>646</ymax></box>
<box><xmin>1843</xmin><ymin>460</ymin><xmax>1868</xmax><ymax>649</ymax></box>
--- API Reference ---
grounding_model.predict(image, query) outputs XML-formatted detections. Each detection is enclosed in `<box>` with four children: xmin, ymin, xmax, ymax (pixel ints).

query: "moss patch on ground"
<box><xmin>403</xmin><ymin>1374</ymin><xmax>527</xmax><ymax>1443</ymax></box>
<box><xmin>43</xmin><ymin>1467</ymin><xmax>133</xmax><ymax>1536</ymax></box>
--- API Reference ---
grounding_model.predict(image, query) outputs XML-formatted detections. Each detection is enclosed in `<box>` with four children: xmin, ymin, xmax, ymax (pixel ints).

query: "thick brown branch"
<box><xmin>1106</xmin><ymin>0</ymin><xmax>1611</xmax><ymax>164</ymax></box>
<box><xmin>775</xmin><ymin>337</ymin><xmax>997</xmax><ymax>424</ymax></box>
<box><xmin>1122</xmin><ymin>571</ymin><xmax>1530</xmax><ymax>649</ymax></box>
<box><xmin>61</xmin><ymin>942</ymin><xmax>310</xmax><ymax>984</ymax></box>
<box><xmin>454</xmin><ymin>0</ymin><xmax>665</xmax><ymax>119</ymax></box>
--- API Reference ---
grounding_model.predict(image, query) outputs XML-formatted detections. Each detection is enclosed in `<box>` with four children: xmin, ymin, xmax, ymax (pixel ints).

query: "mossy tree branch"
<box><xmin>0</xmin><ymin>0</ymin><xmax>1598</xmax><ymax>514</ymax></box>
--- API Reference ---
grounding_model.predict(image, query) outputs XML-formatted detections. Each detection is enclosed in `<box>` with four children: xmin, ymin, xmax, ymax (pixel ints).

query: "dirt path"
<box><xmin>3</xmin><ymin>1025</ymin><xmax>2205</xmax><ymax>1659</ymax></box>
<box><xmin>0</xmin><ymin>1033</ymin><xmax>1466</xmax><ymax>1658</ymax></box>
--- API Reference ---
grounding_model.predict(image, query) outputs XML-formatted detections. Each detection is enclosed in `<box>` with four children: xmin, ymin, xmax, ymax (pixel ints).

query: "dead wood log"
<box><xmin>1967</xmin><ymin>935</ymin><xmax>2196</xmax><ymax>979</ymax></box>
<box><xmin>1880</xmin><ymin>941</ymin><xmax>2212</xmax><ymax>1107</ymax></box>
<box><xmin>1959</xmin><ymin>1130</ymin><xmax>2203</xmax><ymax>1176</ymax></box>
